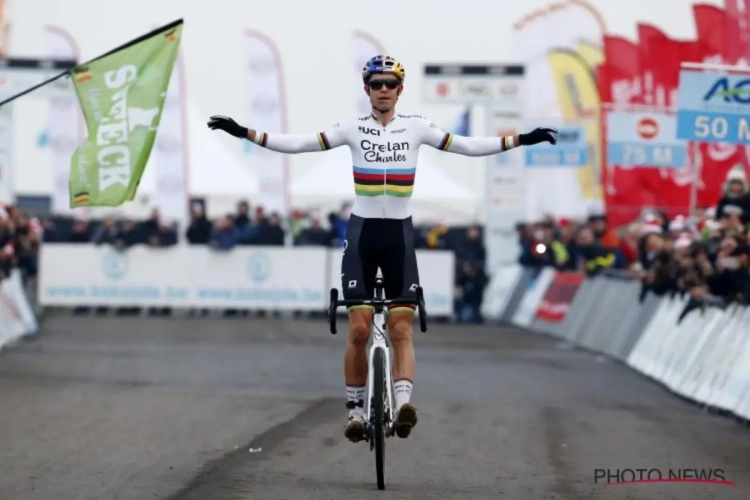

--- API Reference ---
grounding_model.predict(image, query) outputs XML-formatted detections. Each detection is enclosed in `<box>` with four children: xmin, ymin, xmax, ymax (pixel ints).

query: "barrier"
<box><xmin>496</xmin><ymin>265</ymin><xmax>750</xmax><ymax>423</ymax></box>
<box><xmin>512</xmin><ymin>267</ymin><xmax>555</xmax><ymax>327</ymax></box>
<box><xmin>38</xmin><ymin>245</ymin><xmax>456</xmax><ymax>314</ymax></box>
<box><xmin>480</xmin><ymin>264</ymin><xmax>523</xmax><ymax>321</ymax></box>
<box><xmin>0</xmin><ymin>269</ymin><xmax>38</xmax><ymax>351</ymax></box>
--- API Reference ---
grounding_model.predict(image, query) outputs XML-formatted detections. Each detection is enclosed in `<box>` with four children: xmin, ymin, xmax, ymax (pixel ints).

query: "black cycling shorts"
<box><xmin>341</xmin><ymin>215</ymin><xmax>420</xmax><ymax>310</ymax></box>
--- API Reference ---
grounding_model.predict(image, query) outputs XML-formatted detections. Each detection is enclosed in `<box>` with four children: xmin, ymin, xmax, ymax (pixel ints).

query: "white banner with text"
<box><xmin>39</xmin><ymin>245</ymin><xmax>455</xmax><ymax>312</ymax></box>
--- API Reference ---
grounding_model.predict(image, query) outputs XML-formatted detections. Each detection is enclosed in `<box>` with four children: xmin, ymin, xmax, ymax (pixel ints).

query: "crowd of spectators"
<box><xmin>40</xmin><ymin>200</ymin><xmax>488</xmax><ymax>323</ymax></box>
<box><xmin>0</xmin><ymin>204</ymin><xmax>41</xmax><ymax>299</ymax></box>
<box><xmin>517</xmin><ymin>166</ymin><xmax>750</xmax><ymax>316</ymax></box>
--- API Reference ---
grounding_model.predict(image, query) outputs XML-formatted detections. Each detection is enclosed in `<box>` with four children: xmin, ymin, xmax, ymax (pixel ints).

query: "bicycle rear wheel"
<box><xmin>372</xmin><ymin>346</ymin><xmax>386</xmax><ymax>490</ymax></box>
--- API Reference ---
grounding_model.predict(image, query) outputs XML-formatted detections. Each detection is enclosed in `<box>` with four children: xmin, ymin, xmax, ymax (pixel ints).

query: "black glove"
<box><xmin>207</xmin><ymin>115</ymin><xmax>248</xmax><ymax>139</ymax></box>
<box><xmin>519</xmin><ymin>127</ymin><xmax>558</xmax><ymax>146</ymax></box>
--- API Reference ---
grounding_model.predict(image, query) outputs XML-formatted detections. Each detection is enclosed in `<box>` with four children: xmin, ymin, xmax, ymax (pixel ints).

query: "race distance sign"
<box><xmin>524</xmin><ymin>124</ymin><xmax>588</xmax><ymax>167</ymax></box>
<box><xmin>606</xmin><ymin>111</ymin><xmax>687</xmax><ymax>168</ymax></box>
<box><xmin>676</xmin><ymin>71</ymin><xmax>750</xmax><ymax>145</ymax></box>
<box><xmin>421</xmin><ymin>64</ymin><xmax>524</xmax><ymax>105</ymax></box>
<box><xmin>422</xmin><ymin>63</ymin><xmax>526</xmax><ymax>271</ymax></box>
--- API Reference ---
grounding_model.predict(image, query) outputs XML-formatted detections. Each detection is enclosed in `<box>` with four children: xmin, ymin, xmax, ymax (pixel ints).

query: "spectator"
<box><xmin>240</xmin><ymin>206</ymin><xmax>269</xmax><ymax>244</ymax></box>
<box><xmin>557</xmin><ymin>218</ymin><xmax>580</xmax><ymax>268</ymax></box>
<box><xmin>210</xmin><ymin>215</ymin><xmax>240</xmax><ymax>250</ymax></box>
<box><xmin>425</xmin><ymin>221</ymin><xmax>450</xmax><ymax>250</ymax></box>
<box><xmin>116</xmin><ymin>218</ymin><xmax>144</xmax><ymax>249</ymax></box>
<box><xmin>141</xmin><ymin>208</ymin><xmax>161</xmax><ymax>242</ymax></box>
<box><xmin>148</xmin><ymin>219</ymin><xmax>177</xmax><ymax>247</ymax></box>
<box><xmin>186</xmin><ymin>204</ymin><xmax>211</xmax><ymax>244</ymax></box>
<box><xmin>588</xmin><ymin>214</ymin><xmax>620</xmax><ymax>248</ymax></box>
<box><xmin>576</xmin><ymin>226</ymin><xmax>623</xmax><ymax>276</ymax></box>
<box><xmin>69</xmin><ymin>219</ymin><xmax>91</xmax><ymax>243</ymax></box>
<box><xmin>259</xmin><ymin>212</ymin><xmax>285</xmax><ymax>245</ymax></box>
<box><xmin>295</xmin><ymin>212</ymin><xmax>332</xmax><ymax>246</ymax></box>
<box><xmin>234</xmin><ymin>201</ymin><xmax>251</xmax><ymax>232</ymax></box>
<box><xmin>454</xmin><ymin>261</ymin><xmax>488</xmax><ymax>324</ymax></box>
<box><xmin>716</xmin><ymin>165</ymin><xmax>750</xmax><ymax>222</ymax></box>
<box><xmin>455</xmin><ymin>225</ymin><xmax>486</xmax><ymax>269</ymax></box>
<box><xmin>93</xmin><ymin>217</ymin><xmax>120</xmax><ymax>245</ymax></box>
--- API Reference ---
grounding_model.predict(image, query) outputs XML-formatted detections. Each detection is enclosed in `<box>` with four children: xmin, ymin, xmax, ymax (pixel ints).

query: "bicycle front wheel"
<box><xmin>372</xmin><ymin>346</ymin><xmax>386</xmax><ymax>490</ymax></box>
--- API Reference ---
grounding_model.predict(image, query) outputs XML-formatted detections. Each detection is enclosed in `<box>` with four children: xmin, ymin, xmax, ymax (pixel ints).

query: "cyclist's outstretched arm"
<box><xmin>418</xmin><ymin>118</ymin><xmax>557</xmax><ymax>157</ymax></box>
<box><xmin>207</xmin><ymin>115</ymin><xmax>350</xmax><ymax>153</ymax></box>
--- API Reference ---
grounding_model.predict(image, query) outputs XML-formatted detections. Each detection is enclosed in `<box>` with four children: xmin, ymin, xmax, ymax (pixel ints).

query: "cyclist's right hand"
<box><xmin>207</xmin><ymin>115</ymin><xmax>248</xmax><ymax>139</ymax></box>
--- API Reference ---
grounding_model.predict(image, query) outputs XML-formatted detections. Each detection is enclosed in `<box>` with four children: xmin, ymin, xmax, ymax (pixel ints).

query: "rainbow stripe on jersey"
<box><xmin>353</xmin><ymin>166</ymin><xmax>415</xmax><ymax>197</ymax></box>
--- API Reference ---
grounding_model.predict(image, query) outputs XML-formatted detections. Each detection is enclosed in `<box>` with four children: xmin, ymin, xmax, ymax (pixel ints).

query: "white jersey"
<box><xmin>253</xmin><ymin>113</ymin><xmax>519</xmax><ymax>219</ymax></box>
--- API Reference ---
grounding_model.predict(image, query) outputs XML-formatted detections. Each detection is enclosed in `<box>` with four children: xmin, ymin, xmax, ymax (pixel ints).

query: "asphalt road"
<box><xmin>0</xmin><ymin>313</ymin><xmax>749</xmax><ymax>499</ymax></box>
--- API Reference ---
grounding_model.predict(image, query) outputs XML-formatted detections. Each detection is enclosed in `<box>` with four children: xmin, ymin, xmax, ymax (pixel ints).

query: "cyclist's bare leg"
<box><xmin>343</xmin><ymin>306</ymin><xmax>372</xmax><ymax>442</ymax></box>
<box><xmin>388</xmin><ymin>308</ymin><xmax>418</xmax><ymax>438</ymax></box>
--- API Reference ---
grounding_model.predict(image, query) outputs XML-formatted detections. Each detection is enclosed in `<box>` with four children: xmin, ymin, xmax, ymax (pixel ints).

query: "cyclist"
<box><xmin>207</xmin><ymin>55</ymin><xmax>557</xmax><ymax>442</ymax></box>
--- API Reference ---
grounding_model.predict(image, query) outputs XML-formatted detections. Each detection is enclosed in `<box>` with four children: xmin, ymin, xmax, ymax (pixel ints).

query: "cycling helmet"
<box><xmin>362</xmin><ymin>55</ymin><xmax>405</xmax><ymax>84</ymax></box>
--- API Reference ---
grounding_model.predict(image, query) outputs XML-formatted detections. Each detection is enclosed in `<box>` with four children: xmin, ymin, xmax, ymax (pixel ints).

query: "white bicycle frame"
<box><xmin>364</xmin><ymin>288</ymin><xmax>395</xmax><ymax>432</ymax></box>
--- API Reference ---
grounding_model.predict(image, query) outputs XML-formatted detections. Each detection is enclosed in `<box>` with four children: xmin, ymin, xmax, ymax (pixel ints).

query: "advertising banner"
<box><xmin>676</xmin><ymin>70</ymin><xmax>750</xmax><ymax>145</ymax></box>
<box><xmin>524</xmin><ymin>124</ymin><xmax>588</xmax><ymax>167</ymax></box>
<box><xmin>535</xmin><ymin>271</ymin><xmax>584</xmax><ymax>323</ymax></box>
<box><xmin>607</xmin><ymin>110</ymin><xmax>687</xmax><ymax>168</ymax></box>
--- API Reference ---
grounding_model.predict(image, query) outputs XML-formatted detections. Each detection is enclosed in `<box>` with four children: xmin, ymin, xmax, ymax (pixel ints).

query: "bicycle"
<box><xmin>328</xmin><ymin>276</ymin><xmax>428</xmax><ymax>491</ymax></box>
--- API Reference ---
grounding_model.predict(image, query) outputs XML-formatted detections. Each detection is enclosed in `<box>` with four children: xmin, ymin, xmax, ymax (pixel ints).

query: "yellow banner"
<box><xmin>576</xmin><ymin>39</ymin><xmax>604</xmax><ymax>68</ymax></box>
<box><xmin>547</xmin><ymin>48</ymin><xmax>602</xmax><ymax>203</ymax></box>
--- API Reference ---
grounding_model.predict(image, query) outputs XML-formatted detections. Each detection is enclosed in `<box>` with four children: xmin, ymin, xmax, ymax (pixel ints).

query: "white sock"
<box><xmin>394</xmin><ymin>379</ymin><xmax>413</xmax><ymax>411</ymax></box>
<box><xmin>346</xmin><ymin>385</ymin><xmax>366</xmax><ymax>418</ymax></box>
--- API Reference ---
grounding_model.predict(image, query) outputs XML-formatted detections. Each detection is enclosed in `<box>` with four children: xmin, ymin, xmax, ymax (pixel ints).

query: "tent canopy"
<box><xmin>290</xmin><ymin>148</ymin><xmax>478</xmax><ymax>223</ymax></box>
<box><xmin>291</xmin><ymin>148</ymin><xmax>474</xmax><ymax>201</ymax></box>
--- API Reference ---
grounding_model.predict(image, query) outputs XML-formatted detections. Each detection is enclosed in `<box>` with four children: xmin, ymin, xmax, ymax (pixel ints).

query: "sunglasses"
<box><xmin>368</xmin><ymin>79</ymin><xmax>400</xmax><ymax>90</ymax></box>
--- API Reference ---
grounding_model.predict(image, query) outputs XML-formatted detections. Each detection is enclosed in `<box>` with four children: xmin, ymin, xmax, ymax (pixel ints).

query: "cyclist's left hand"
<box><xmin>207</xmin><ymin>115</ymin><xmax>248</xmax><ymax>139</ymax></box>
<box><xmin>519</xmin><ymin>127</ymin><xmax>558</xmax><ymax>146</ymax></box>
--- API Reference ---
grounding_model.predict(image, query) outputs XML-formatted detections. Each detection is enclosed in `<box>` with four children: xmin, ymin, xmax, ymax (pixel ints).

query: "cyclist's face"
<box><xmin>365</xmin><ymin>77</ymin><xmax>402</xmax><ymax>111</ymax></box>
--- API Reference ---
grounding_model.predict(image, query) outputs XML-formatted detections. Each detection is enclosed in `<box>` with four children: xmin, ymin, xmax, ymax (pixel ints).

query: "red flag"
<box><xmin>694</xmin><ymin>4</ymin><xmax>729</xmax><ymax>62</ymax></box>
<box><xmin>636</xmin><ymin>24</ymin><xmax>689</xmax><ymax>215</ymax></box>
<box><xmin>600</xmin><ymin>36</ymin><xmax>651</xmax><ymax>227</ymax></box>
<box><xmin>689</xmin><ymin>8</ymin><xmax>748</xmax><ymax>207</ymax></box>
<box><xmin>724</xmin><ymin>0</ymin><xmax>750</xmax><ymax>64</ymax></box>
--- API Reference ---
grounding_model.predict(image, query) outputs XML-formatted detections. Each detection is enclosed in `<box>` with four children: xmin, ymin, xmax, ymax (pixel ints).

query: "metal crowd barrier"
<box><xmin>481</xmin><ymin>264</ymin><xmax>750</xmax><ymax>424</ymax></box>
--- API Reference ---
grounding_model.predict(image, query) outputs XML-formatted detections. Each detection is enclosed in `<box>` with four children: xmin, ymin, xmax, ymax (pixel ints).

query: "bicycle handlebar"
<box><xmin>328</xmin><ymin>287</ymin><xmax>428</xmax><ymax>335</ymax></box>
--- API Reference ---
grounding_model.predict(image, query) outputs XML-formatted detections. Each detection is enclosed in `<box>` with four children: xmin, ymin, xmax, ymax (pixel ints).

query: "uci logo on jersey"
<box><xmin>703</xmin><ymin>77</ymin><xmax>750</xmax><ymax>104</ymax></box>
<box><xmin>358</xmin><ymin>126</ymin><xmax>381</xmax><ymax>136</ymax></box>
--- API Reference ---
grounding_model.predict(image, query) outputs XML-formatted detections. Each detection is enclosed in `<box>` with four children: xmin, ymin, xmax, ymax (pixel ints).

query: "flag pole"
<box><xmin>0</xmin><ymin>18</ymin><xmax>183</xmax><ymax>107</ymax></box>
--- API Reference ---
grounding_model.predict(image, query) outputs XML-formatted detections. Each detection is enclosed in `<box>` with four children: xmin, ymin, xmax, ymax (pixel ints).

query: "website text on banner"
<box><xmin>606</xmin><ymin>110</ymin><xmax>687</xmax><ymax>168</ymax></box>
<box><xmin>676</xmin><ymin>70</ymin><xmax>750</xmax><ymax>145</ymax></box>
<box><xmin>39</xmin><ymin>246</ymin><xmax>455</xmax><ymax>312</ymax></box>
<box><xmin>328</xmin><ymin>249</ymin><xmax>454</xmax><ymax>316</ymax></box>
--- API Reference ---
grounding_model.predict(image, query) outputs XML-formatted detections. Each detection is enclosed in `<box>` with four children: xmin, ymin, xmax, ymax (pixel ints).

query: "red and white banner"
<box><xmin>600</xmin><ymin>35</ymin><xmax>649</xmax><ymax>228</ymax></box>
<box><xmin>535</xmin><ymin>271</ymin><xmax>584</xmax><ymax>323</ymax></box>
<box><xmin>601</xmin><ymin>13</ymin><xmax>750</xmax><ymax>226</ymax></box>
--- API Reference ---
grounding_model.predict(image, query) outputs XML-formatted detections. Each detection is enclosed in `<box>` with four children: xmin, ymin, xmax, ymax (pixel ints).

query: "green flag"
<box><xmin>69</xmin><ymin>21</ymin><xmax>183</xmax><ymax>208</ymax></box>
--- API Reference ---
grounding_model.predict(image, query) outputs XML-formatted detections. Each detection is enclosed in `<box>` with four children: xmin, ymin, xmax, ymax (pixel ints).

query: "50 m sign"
<box><xmin>676</xmin><ymin>70</ymin><xmax>750</xmax><ymax>145</ymax></box>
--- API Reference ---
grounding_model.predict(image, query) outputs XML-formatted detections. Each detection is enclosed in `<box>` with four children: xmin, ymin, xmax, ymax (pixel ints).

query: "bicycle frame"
<box><xmin>327</xmin><ymin>276</ymin><xmax>428</xmax><ymax>439</ymax></box>
<box><xmin>365</xmin><ymin>303</ymin><xmax>395</xmax><ymax>428</ymax></box>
